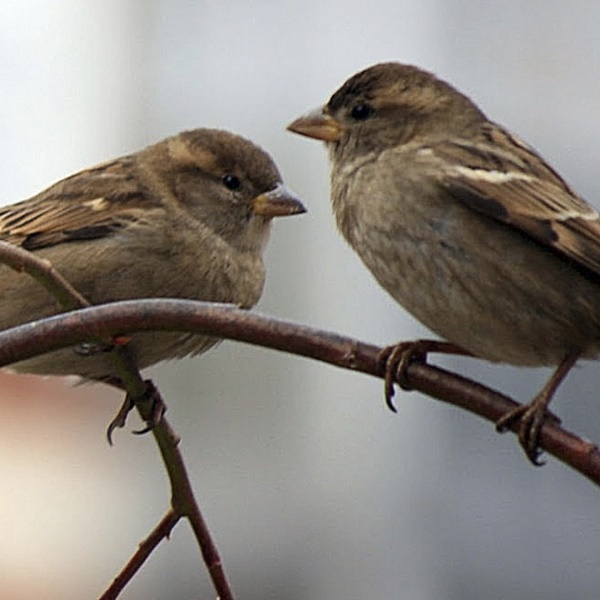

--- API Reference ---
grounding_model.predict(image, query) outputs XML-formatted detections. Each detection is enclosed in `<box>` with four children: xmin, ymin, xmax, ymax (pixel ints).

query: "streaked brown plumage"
<box><xmin>0</xmin><ymin>128</ymin><xmax>305</xmax><ymax>381</ymax></box>
<box><xmin>288</xmin><ymin>62</ymin><xmax>600</xmax><ymax>463</ymax></box>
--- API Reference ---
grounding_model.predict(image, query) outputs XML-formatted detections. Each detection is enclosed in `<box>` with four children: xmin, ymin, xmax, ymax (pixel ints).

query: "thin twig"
<box><xmin>0</xmin><ymin>242</ymin><xmax>234</xmax><ymax>600</ymax></box>
<box><xmin>98</xmin><ymin>510</ymin><xmax>180</xmax><ymax>600</ymax></box>
<box><xmin>146</xmin><ymin>389</ymin><xmax>235</xmax><ymax>600</ymax></box>
<box><xmin>0</xmin><ymin>299</ymin><xmax>598</xmax><ymax>486</ymax></box>
<box><xmin>0</xmin><ymin>240</ymin><xmax>90</xmax><ymax>309</ymax></box>
<box><xmin>95</xmin><ymin>379</ymin><xmax>234</xmax><ymax>600</ymax></box>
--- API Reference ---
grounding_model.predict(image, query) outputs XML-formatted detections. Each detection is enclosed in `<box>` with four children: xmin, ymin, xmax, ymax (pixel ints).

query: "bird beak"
<box><xmin>252</xmin><ymin>184</ymin><xmax>307</xmax><ymax>218</ymax></box>
<box><xmin>287</xmin><ymin>106</ymin><xmax>344</xmax><ymax>142</ymax></box>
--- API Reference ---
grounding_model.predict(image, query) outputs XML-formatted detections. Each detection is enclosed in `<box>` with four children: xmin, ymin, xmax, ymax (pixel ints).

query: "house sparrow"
<box><xmin>288</xmin><ymin>62</ymin><xmax>600</xmax><ymax>464</ymax></box>
<box><xmin>0</xmin><ymin>128</ymin><xmax>306</xmax><ymax>383</ymax></box>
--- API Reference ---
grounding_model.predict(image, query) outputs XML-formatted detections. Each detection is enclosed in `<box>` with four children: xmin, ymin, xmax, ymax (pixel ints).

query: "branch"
<box><xmin>0</xmin><ymin>240</ymin><xmax>90</xmax><ymax>309</ymax></box>
<box><xmin>139</xmin><ymin>383</ymin><xmax>235</xmax><ymax>600</ymax></box>
<box><xmin>95</xmin><ymin>373</ymin><xmax>235</xmax><ymax>600</ymax></box>
<box><xmin>0</xmin><ymin>298</ymin><xmax>598</xmax><ymax>486</ymax></box>
<box><xmin>99</xmin><ymin>510</ymin><xmax>180</xmax><ymax>600</ymax></box>
<box><xmin>0</xmin><ymin>241</ymin><xmax>234</xmax><ymax>598</ymax></box>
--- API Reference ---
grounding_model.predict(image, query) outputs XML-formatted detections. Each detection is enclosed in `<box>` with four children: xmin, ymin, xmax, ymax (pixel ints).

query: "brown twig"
<box><xmin>96</xmin><ymin>360</ymin><xmax>235</xmax><ymax>599</ymax></box>
<box><xmin>0</xmin><ymin>298</ymin><xmax>599</xmax><ymax>486</ymax></box>
<box><xmin>98</xmin><ymin>510</ymin><xmax>180</xmax><ymax>600</ymax></box>
<box><xmin>99</xmin><ymin>492</ymin><xmax>232</xmax><ymax>600</ymax></box>
<box><xmin>146</xmin><ymin>388</ymin><xmax>234</xmax><ymax>599</ymax></box>
<box><xmin>0</xmin><ymin>240</ymin><xmax>91</xmax><ymax>309</ymax></box>
<box><xmin>0</xmin><ymin>242</ymin><xmax>233</xmax><ymax>599</ymax></box>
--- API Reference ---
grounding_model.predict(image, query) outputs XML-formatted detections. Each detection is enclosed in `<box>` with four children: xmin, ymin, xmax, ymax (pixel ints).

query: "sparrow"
<box><xmin>288</xmin><ymin>62</ymin><xmax>600</xmax><ymax>464</ymax></box>
<box><xmin>0</xmin><ymin>128</ymin><xmax>305</xmax><ymax>384</ymax></box>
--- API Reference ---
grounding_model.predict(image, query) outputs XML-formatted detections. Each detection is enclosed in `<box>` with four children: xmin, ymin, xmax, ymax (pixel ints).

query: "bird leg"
<box><xmin>378</xmin><ymin>340</ymin><xmax>472</xmax><ymax>411</ymax></box>
<box><xmin>105</xmin><ymin>379</ymin><xmax>166</xmax><ymax>445</ymax></box>
<box><xmin>131</xmin><ymin>381</ymin><xmax>167</xmax><ymax>436</ymax></box>
<box><xmin>495</xmin><ymin>352</ymin><xmax>579</xmax><ymax>465</ymax></box>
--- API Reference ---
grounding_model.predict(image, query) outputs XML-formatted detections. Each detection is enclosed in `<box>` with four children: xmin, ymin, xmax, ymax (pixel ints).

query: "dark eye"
<box><xmin>222</xmin><ymin>174</ymin><xmax>241</xmax><ymax>190</ymax></box>
<box><xmin>350</xmin><ymin>103</ymin><xmax>374</xmax><ymax>121</ymax></box>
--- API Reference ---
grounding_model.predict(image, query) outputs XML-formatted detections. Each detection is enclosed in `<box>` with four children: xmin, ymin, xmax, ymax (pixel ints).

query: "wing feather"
<box><xmin>429</xmin><ymin>123</ymin><xmax>600</xmax><ymax>276</ymax></box>
<box><xmin>0</xmin><ymin>157</ymin><xmax>158</xmax><ymax>250</ymax></box>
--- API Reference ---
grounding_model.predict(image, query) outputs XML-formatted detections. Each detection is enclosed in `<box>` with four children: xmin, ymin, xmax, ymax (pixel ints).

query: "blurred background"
<box><xmin>1</xmin><ymin>1</ymin><xmax>600</xmax><ymax>599</ymax></box>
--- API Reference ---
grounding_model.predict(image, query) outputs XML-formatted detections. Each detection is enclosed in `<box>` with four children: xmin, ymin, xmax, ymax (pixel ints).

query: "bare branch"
<box><xmin>0</xmin><ymin>241</ymin><xmax>90</xmax><ymax>309</ymax></box>
<box><xmin>98</xmin><ymin>510</ymin><xmax>180</xmax><ymax>600</ymax></box>
<box><xmin>0</xmin><ymin>298</ymin><xmax>598</xmax><ymax>486</ymax></box>
<box><xmin>141</xmin><ymin>383</ymin><xmax>235</xmax><ymax>600</ymax></box>
<box><xmin>0</xmin><ymin>243</ymin><xmax>236</xmax><ymax>599</ymax></box>
<box><xmin>95</xmin><ymin>379</ymin><xmax>235</xmax><ymax>599</ymax></box>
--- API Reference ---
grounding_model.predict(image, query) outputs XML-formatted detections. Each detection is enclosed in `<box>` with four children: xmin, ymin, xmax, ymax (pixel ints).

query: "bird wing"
<box><xmin>430</xmin><ymin>123</ymin><xmax>600</xmax><ymax>277</ymax></box>
<box><xmin>0</xmin><ymin>157</ymin><xmax>158</xmax><ymax>250</ymax></box>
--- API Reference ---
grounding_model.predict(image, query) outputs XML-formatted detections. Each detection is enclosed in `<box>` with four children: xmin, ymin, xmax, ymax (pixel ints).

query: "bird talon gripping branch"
<box><xmin>379</xmin><ymin>339</ymin><xmax>471</xmax><ymax>413</ymax></box>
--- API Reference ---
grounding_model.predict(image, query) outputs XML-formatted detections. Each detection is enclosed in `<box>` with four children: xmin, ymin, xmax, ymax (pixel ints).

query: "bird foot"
<box><xmin>106</xmin><ymin>380</ymin><xmax>166</xmax><ymax>445</ymax></box>
<box><xmin>378</xmin><ymin>340</ymin><xmax>470</xmax><ymax>412</ymax></box>
<box><xmin>496</xmin><ymin>353</ymin><xmax>577</xmax><ymax>465</ymax></box>
<box><xmin>496</xmin><ymin>400</ymin><xmax>561</xmax><ymax>466</ymax></box>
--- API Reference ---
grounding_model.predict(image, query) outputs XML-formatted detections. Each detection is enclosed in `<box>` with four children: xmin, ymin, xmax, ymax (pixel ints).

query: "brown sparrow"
<box><xmin>0</xmin><ymin>128</ymin><xmax>305</xmax><ymax>383</ymax></box>
<box><xmin>288</xmin><ymin>62</ymin><xmax>600</xmax><ymax>463</ymax></box>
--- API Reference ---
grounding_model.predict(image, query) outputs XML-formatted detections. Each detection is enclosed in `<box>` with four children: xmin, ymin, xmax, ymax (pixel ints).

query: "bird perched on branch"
<box><xmin>0</xmin><ymin>128</ymin><xmax>305</xmax><ymax>436</ymax></box>
<box><xmin>288</xmin><ymin>62</ymin><xmax>600</xmax><ymax>464</ymax></box>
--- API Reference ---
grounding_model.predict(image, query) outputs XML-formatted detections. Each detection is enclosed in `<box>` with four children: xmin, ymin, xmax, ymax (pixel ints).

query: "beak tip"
<box><xmin>286</xmin><ymin>119</ymin><xmax>302</xmax><ymax>134</ymax></box>
<box><xmin>286</xmin><ymin>107</ymin><xmax>343</xmax><ymax>142</ymax></box>
<box><xmin>282</xmin><ymin>195</ymin><xmax>307</xmax><ymax>217</ymax></box>
<box><xmin>294</xmin><ymin>202</ymin><xmax>308</xmax><ymax>215</ymax></box>
<box><xmin>252</xmin><ymin>185</ymin><xmax>307</xmax><ymax>218</ymax></box>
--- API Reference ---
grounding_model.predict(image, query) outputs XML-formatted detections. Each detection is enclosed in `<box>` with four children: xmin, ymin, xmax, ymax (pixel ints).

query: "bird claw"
<box><xmin>496</xmin><ymin>353</ymin><xmax>576</xmax><ymax>465</ymax></box>
<box><xmin>496</xmin><ymin>401</ymin><xmax>561</xmax><ymax>466</ymax></box>
<box><xmin>378</xmin><ymin>340</ymin><xmax>469</xmax><ymax>412</ymax></box>
<box><xmin>106</xmin><ymin>381</ymin><xmax>166</xmax><ymax>444</ymax></box>
<box><xmin>132</xmin><ymin>389</ymin><xmax>167</xmax><ymax>436</ymax></box>
<box><xmin>378</xmin><ymin>342</ymin><xmax>427</xmax><ymax>412</ymax></box>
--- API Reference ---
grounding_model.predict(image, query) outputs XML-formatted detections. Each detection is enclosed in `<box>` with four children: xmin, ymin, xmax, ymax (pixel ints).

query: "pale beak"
<box><xmin>251</xmin><ymin>184</ymin><xmax>306</xmax><ymax>218</ymax></box>
<box><xmin>287</xmin><ymin>106</ymin><xmax>344</xmax><ymax>142</ymax></box>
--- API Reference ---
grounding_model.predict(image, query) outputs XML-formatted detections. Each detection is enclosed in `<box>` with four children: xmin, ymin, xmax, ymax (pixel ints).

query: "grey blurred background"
<box><xmin>1</xmin><ymin>1</ymin><xmax>600</xmax><ymax>599</ymax></box>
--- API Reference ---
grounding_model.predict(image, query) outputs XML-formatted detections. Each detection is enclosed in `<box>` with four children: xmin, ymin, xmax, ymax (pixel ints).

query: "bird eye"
<box><xmin>350</xmin><ymin>103</ymin><xmax>374</xmax><ymax>121</ymax></box>
<box><xmin>222</xmin><ymin>174</ymin><xmax>241</xmax><ymax>190</ymax></box>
